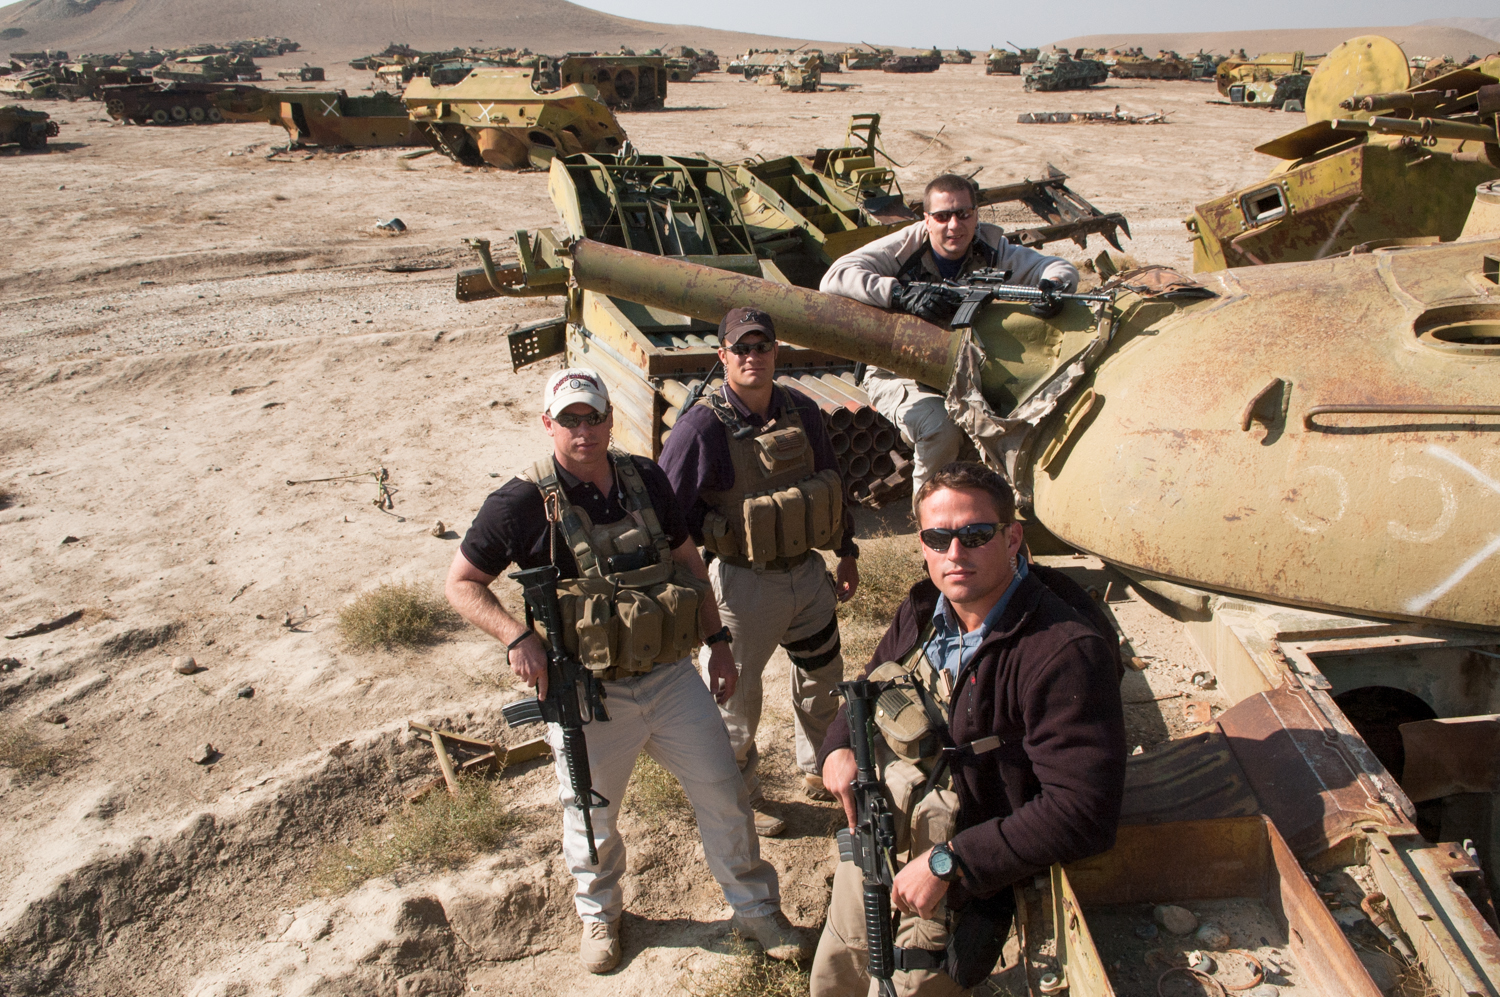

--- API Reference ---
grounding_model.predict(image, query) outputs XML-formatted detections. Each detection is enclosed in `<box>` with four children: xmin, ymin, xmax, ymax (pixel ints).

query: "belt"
<box><xmin>716</xmin><ymin>549</ymin><xmax>815</xmax><ymax>573</ymax></box>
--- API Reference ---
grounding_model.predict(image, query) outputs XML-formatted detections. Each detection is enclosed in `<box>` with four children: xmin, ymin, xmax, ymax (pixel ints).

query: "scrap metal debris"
<box><xmin>5</xmin><ymin>609</ymin><xmax>84</xmax><ymax>640</ymax></box>
<box><xmin>286</xmin><ymin>467</ymin><xmax>393</xmax><ymax>509</ymax></box>
<box><xmin>374</xmin><ymin>217</ymin><xmax>407</xmax><ymax>234</ymax></box>
<box><xmin>406</xmin><ymin>720</ymin><xmax>549</xmax><ymax>802</ymax></box>
<box><xmin>1018</xmin><ymin>106</ymin><xmax>1170</xmax><ymax>124</ymax></box>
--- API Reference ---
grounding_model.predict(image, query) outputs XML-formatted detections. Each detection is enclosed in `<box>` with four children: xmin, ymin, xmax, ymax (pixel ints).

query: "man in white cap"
<box><xmin>446</xmin><ymin>367</ymin><xmax>810</xmax><ymax>973</ymax></box>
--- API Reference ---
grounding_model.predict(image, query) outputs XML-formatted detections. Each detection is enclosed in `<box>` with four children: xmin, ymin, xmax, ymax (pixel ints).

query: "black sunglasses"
<box><xmin>919</xmin><ymin>522</ymin><xmax>999</xmax><ymax>551</ymax></box>
<box><xmin>927</xmin><ymin>208</ymin><xmax>975</xmax><ymax>223</ymax></box>
<box><xmin>553</xmin><ymin>408</ymin><xmax>610</xmax><ymax>428</ymax></box>
<box><xmin>726</xmin><ymin>340</ymin><xmax>776</xmax><ymax>356</ymax></box>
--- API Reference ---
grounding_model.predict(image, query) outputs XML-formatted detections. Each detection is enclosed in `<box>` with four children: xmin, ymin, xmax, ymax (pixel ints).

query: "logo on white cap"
<box><xmin>545</xmin><ymin>367</ymin><xmax>610</xmax><ymax>417</ymax></box>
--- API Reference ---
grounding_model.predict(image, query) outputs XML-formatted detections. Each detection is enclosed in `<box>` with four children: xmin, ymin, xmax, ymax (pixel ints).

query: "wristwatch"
<box><xmin>928</xmin><ymin>842</ymin><xmax>963</xmax><ymax>882</ymax></box>
<box><xmin>705</xmin><ymin>625</ymin><xmax>733</xmax><ymax>647</ymax></box>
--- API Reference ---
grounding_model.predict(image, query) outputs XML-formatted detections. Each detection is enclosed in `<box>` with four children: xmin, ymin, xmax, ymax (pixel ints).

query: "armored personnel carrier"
<box><xmin>1023</xmin><ymin>49</ymin><xmax>1108</xmax><ymax>91</ymax></box>
<box><xmin>402</xmin><ymin>67</ymin><xmax>625</xmax><ymax>168</ymax></box>
<box><xmin>0</xmin><ymin>104</ymin><xmax>57</xmax><ymax>148</ymax></box>
<box><xmin>1109</xmin><ymin>48</ymin><xmax>1191</xmax><ymax>79</ymax></box>
<box><xmin>557</xmin><ymin>55</ymin><xmax>666</xmax><ymax>110</ymax></box>
<box><xmin>0</xmin><ymin>69</ymin><xmax>57</xmax><ymax>99</ymax></box>
<box><xmin>1189</xmin><ymin>36</ymin><xmax>1500</xmax><ymax>271</ymax></box>
<box><xmin>102</xmin><ymin>81</ymin><xmax>260</xmax><ymax>124</ymax></box>
<box><xmin>881</xmin><ymin>52</ymin><xmax>941</xmax><ymax>73</ymax></box>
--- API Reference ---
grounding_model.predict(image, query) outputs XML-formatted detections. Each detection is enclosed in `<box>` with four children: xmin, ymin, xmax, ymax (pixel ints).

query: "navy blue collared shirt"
<box><xmin>924</xmin><ymin>557</ymin><xmax>1029</xmax><ymax>679</ymax></box>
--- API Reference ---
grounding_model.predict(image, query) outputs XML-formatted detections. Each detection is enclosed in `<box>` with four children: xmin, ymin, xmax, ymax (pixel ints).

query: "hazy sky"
<box><xmin>570</xmin><ymin>0</ymin><xmax>1493</xmax><ymax>48</ymax></box>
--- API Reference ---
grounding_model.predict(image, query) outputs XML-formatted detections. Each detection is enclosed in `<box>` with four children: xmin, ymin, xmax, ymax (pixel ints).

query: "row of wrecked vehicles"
<box><xmin>443</xmin><ymin>35</ymin><xmax>1500</xmax><ymax>995</ymax></box>
<box><xmin>0</xmin><ymin>39</ymin><xmax>307</xmax><ymax>101</ymax></box>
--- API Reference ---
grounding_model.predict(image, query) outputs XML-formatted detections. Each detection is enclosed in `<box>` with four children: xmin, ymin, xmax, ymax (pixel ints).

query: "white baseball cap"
<box><xmin>544</xmin><ymin>368</ymin><xmax>610</xmax><ymax>418</ymax></box>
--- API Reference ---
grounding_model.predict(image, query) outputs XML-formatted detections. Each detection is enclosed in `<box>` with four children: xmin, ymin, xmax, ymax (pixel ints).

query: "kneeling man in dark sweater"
<box><xmin>810</xmin><ymin>462</ymin><xmax>1126</xmax><ymax>996</ymax></box>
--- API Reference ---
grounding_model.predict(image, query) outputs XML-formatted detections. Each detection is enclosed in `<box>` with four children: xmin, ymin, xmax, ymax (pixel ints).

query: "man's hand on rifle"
<box><xmin>706</xmin><ymin>641</ymin><xmax>738</xmax><ymax>705</ymax></box>
<box><xmin>821</xmin><ymin>746</ymin><xmax>859</xmax><ymax>829</ymax></box>
<box><xmin>1028</xmin><ymin>278</ymin><xmax>1065</xmax><ymax>319</ymax></box>
<box><xmin>890</xmin><ymin>281</ymin><xmax>964</xmax><ymax>325</ymax></box>
<box><xmin>893</xmin><ymin>847</ymin><xmax>950</xmax><ymax>920</ymax></box>
<box><xmin>508</xmin><ymin>630</ymin><xmax>549</xmax><ymax>699</ymax></box>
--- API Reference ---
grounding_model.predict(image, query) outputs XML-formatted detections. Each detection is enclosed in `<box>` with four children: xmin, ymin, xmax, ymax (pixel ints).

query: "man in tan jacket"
<box><xmin>819</xmin><ymin>174</ymin><xmax>1079</xmax><ymax>513</ymax></box>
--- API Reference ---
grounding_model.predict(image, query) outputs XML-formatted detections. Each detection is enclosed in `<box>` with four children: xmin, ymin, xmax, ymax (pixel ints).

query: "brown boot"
<box><xmin>732</xmin><ymin>910</ymin><xmax>813</xmax><ymax>961</ymax></box>
<box><xmin>579</xmin><ymin>919</ymin><xmax>620</xmax><ymax>974</ymax></box>
<box><xmin>752</xmin><ymin>803</ymin><xmax>786</xmax><ymax>837</ymax></box>
<box><xmin>802</xmin><ymin>773</ymin><xmax>835</xmax><ymax>802</ymax></box>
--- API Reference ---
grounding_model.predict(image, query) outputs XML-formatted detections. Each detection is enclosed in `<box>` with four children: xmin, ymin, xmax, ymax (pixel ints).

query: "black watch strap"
<box><xmin>705</xmin><ymin>625</ymin><xmax>733</xmax><ymax>647</ymax></box>
<box><xmin>930</xmin><ymin>842</ymin><xmax>964</xmax><ymax>882</ymax></box>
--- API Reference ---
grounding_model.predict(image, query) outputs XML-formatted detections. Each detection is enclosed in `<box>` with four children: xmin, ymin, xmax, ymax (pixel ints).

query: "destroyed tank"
<box><xmin>218</xmin><ymin>87</ymin><xmax>425</xmax><ymax>147</ymax></box>
<box><xmin>0</xmin><ymin>69</ymin><xmax>58</xmax><ymax>99</ymax></box>
<box><xmin>1189</xmin><ymin>36</ymin><xmax>1500</xmax><ymax>271</ymax></box>
<box><xmin>1109</xmin><ymin>49</ymin><xmax>1191</xmax><ymax>80</ymax></box>
<box><xmin>0</xmin><ymin>104</ymin><xmax>58</xmax><ymax>147</ymax></box>
<box><xmin>941</xmin><ymin>48</ymin><xmax>973</xmax><ymax>65</ymax></box>
<box><xmin>881</xmin><ymin>52</ymin><xmax>941</xmax><ymax>73</ymax></box>
<box><xmin>101</xmin><ymin>81</ymin><xmax>261</xmax><ymax>124</ymax></box>
<box><xmin>1216</xmin><ymin>49</ymin><xmax>1322</xmax><ymax>95</ymax></box>
<box><xmin>401</xmin><ymin>67</ymin><xmax>625</xmax><ymax>169</ymax></box>
<box><xmin>840</xmin><ymin>45</ymin><xmax>890</xmax><ymax>70</ymax></box>
<box><xmin>985</xmin><ymin>44</ymin><xmax>1036</xmax><ymax>75</ymax></box>
<box><xmin>556</xmin><ymin>56</ymin><xmax>666</xmax><ymax>110</ymax></box>
<box><xmin>1023</xmin><ymin>49</ymin><xmax>1108</xmax><ymax>91</ymax></box>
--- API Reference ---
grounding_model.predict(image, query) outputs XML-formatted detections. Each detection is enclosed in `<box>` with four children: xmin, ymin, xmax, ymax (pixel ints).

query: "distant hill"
<box><xmin>1416</xmin><ymin>17</ymin><xmax>1500</xmax><ymax>44</ymax></box>
<box><xmin>0</xmin><ymin>0</ymin><xmax>833</xmax><ymax>58</ymax></box>
<box><xmin>1049</xmin><ymin>25</ymin><xmax>1498</xmax><ymax>60</ymax></box>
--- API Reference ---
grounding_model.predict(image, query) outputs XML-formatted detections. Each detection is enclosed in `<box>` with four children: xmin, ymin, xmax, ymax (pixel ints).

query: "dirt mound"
<box><xmin>1050</xmin><ymin>25</ymin><xmax>1499</xmax><ymax>59</ymax></box>
<box><xmin>0</xmin><ymin>0</ymin><xmax>833</xmax><ymax>60</ymax></box>
<box><xmin>1417</xmin><ymin>17</ymin><xmax>1500</xmax><ymax>44</ymax></box>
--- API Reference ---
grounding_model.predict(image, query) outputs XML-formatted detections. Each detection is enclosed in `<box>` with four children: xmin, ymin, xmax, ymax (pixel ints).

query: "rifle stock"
<box><xmin>838</xmin><ymin>679</ymin><xmax>900</xmax><ymax>997</ymax></box>
<box><xmin>501</xmin><ymin>565</ymin><xmax>610</xmax><ymax>865</ymax></box>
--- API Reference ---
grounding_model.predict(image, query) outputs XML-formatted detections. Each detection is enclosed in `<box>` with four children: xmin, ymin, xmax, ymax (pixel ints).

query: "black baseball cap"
<box><xmin>718</xmin><ymin>306</ymin><xmax>776</xmax><ymax>345</ymax></box>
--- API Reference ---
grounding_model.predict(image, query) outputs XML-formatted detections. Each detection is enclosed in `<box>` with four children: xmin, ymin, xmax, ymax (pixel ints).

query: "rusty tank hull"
<box><xmin>554</xmin><ymin>236</ymin><xmax>1500</xmax><ymax>630</ymax></box>
<box><xmin>221</xmin><ymin>88</ymin><xmax>426</xmax><ymax>147</ymax></box>
<box><xmin>102</xmin><ymin>81</ymin><xmax>260</xmax><ymax>124</ymax></box>
<box><xmin>402</xmin><ymin>68</ymin><xmax>626</xmax><ymax>169</ymax></box>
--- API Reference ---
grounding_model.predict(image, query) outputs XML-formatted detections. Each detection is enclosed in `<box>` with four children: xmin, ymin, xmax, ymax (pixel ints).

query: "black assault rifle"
<box><xmin>501</xmin><ymin>565</ymin><xmax>611</xmax><ymax>864</ymax></box>
<box><xmin>836</xmin><ymin>679</ymin><xmax>900</xmax><ymax>997</ymax></box>
<box><xmin>924</xmin><ymin>267</ymin><xmax>1114</xmax><ymax>329</ymax></box>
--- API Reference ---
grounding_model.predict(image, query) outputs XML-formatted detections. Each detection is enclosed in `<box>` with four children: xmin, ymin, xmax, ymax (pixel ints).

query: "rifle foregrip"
<box><xmin>864</xmin><ymin>884</ymin><xmax>897</xmax><ymax>981</ymax></box>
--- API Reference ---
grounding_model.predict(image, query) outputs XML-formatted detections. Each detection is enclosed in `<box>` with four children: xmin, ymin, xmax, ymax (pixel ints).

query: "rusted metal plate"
<box><xmin>1400</xmin><ymin>715</ymin><xmax>1500</xmax><ymax>802</ymax></box>
<box><xmin>1215</xmin><ymin>685</ymin><xmax>1397</xmax><ymax>860</ymax></box>
<box><xmin>1119</xmin><ymin>729</ymin><xmax>1261</xmax><ymax>826</ymax></box>
<box><xmin>507</xmin><ymin>316</ymin><xmax>566</xmax><ymax>370</ymax></box>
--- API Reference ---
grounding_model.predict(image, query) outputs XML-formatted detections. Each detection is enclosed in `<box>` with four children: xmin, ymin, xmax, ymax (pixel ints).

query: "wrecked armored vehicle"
<box><xmin>102</xmin><ymin>81</ymin><xmax>261</xmax><ymax>124</ymax></box>
<box><xmin>1110</xmin><ymin>48</ymin><xmax>1192</xmax><ymax>80</ymax></box>
<box><xmin>0</xmin><ymin>69</ymin><xmax>57</xmax><ymax>99</ymax></box>
<box><xmin>0</xmin><ymin>104</ymin><xmax>58</xmax><ymax>147</ymax></box>
<box><xmin>1188</xmin><ymin>36</ymin><xmax>1500</xmax><ymax>271</ymax></box>
<box><xmin>986</xmin><ymin>44</ymin><xmax>1037</xmax><ymax>75</ymax></box>
<box><xmin>402</xmin><ymin>67</ymin><xmax>626</xmax><ymax>169</ymax></box>
<box><xmin>220</xmin><ymin>87</ymin><xmax>426</xmax><ymax>147</ymax></box>
<box><xmin>1024</xmin><ymin>49</ymin><xmax>1109</xmax><ymax>91</ymax></box>
<box><xmin>556</xmin><ymin>56</ymin><xmax>666</xmax><ymax>110</ymax></box>
<box><xmin>881</xmin><ymin>52</ymin><xmax>941</xmax><ymax>73</ymax></box>
<box><xmin>1216</xmin><ymin>49</ymin><xmax>1321</xmax><ymax>96</ymax></box>
<box><xmin>152</xmin><ymin>53</ymin><xmax>260</xmax><ymax>83</ymax></box>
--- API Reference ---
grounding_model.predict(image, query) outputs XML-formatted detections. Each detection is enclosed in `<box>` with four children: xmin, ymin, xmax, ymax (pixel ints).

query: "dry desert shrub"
<box><xmin>311</xmin><ymin>775</ymin><xmax>515</xmax><ymax>895</ymax></box>
<box><xmin>623</xmin><ymin>754</ymin><xmax>692</xmax><ymax>822</ymax></box>
<box><xmin>683</xmin><ymin>934</ymin><xmax>809</xmax><ymax>997</ymax></box>
<box><xmin>338</xmin><ymin>581</ymin><xmax>458</xmax><ymax>650</ymax></box>
<box><xmin>0</xmin><ymin>722</ymin><xmax>80</xmax><ymax>782</ymax></box>
<box><xmin>0</xmin><ymin>484</ymin><xmax>15</xmax><ymax>510</ymax></box>
<box><xmin>835</xmin><ymin>532</ymin><xmax>925</xmax><ymax>669</ymax></box>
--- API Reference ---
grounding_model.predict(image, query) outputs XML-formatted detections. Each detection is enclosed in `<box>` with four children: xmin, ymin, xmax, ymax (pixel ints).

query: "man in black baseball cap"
<box><xmin>660</xmin><ymin>306</ymin><xmax>861</xmax><ymax>837</ymax></box>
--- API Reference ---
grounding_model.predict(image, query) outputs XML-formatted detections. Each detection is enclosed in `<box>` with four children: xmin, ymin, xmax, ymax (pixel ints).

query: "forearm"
<box><xmin>446</xmin><ymin>577</ymin><xmax>530</xmax><ymax>646</ymax></box>
<box><xmin>672</xmin><ymin>540</ymin><xmax>725</xmax><ymax>634</ymax></box>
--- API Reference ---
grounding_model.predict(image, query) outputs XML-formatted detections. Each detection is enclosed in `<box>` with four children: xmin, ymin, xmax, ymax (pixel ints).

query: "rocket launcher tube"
<box><xmin>566</xmin><ymin>239</ymin><xmax>962</xmax><ymax>390</ymax></box>
<box><xmin>1330</xmin><ymin>116</ymin><xmax>1498</xmax><ymax>145</ymax></box>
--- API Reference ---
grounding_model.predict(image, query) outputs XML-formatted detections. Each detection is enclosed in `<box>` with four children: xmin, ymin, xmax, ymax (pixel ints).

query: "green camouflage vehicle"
<box><xmin>1023</xmin><ymin>49</ymin><xmax>1108</xmax><ymax>91</ymax></box>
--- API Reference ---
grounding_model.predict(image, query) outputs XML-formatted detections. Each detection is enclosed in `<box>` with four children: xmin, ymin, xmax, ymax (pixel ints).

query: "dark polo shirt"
<box><xmin>460</xmin><ymin>454</ymin><xmax>690</xmax><ymax>580</ymax></box>
<box><xmin>658</xmin><ymin>383</ymin><xmax>859</xmax><ymax>560</ymax></box>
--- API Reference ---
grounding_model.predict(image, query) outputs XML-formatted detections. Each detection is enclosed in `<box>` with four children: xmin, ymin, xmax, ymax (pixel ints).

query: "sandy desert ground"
<box><xmin>0</xmin><ymin>57</ymin><xmax>1292</xmax><ymax>995</ymax></box>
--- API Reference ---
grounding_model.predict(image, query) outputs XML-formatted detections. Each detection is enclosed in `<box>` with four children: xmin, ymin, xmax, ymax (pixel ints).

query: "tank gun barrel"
<box><xmin>566</xmin><ymin>239</ymin><xmax>960</xmax><ymax>388</ymax></box>
<box><xmin>1330</xmin><ymin>115</ymin><xmax>1497</xmax><ymax>144</ymax></box>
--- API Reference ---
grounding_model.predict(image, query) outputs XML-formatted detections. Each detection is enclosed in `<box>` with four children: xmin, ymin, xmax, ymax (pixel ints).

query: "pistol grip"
<box><xmin>502</xmin><ymin>698</ymin><xmax>546</xmax><ymax>728</ymax></box>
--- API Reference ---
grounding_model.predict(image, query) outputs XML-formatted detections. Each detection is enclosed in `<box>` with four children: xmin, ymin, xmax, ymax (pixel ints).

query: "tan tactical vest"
<box><xmin>698</xmin><ymin>386</ymin><xmax>845</xmax><ymax>570</ymax></box>
<box><xmin>522</xmin><ymin>452</ymin><xmax>710</xmax><ymax>680</ymax></box>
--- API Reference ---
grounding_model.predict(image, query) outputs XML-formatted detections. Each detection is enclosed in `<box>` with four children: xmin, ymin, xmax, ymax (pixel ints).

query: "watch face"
<box><xmin>930</xmin><ymin>845</ymin><xmax>955</xmax><ymax>877</ymax></box>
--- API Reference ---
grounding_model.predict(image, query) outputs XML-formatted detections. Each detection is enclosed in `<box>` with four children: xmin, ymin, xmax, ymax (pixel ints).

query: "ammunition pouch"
<box><xmin>704</xmin><ymin>468</ymin><xmax>845</xmax><ymax>566</ymax></box>
<box><xmin>525</xmin><ymin>452</ymin><xmax>706</xmax><ymax>680</ymax></box>
<box><xmin>555</xmin><ymin>561</ymin><xmax>710</xmax><ymax>679</ymax></box>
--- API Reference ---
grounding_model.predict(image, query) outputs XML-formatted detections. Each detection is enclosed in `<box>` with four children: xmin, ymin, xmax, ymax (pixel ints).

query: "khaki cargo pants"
<box><xmin>862</xmin><ymin>370</ymin><xmax>965</xmax><ymax>518</ymax></box>
<box><xmin>809</xmin><ymin>860</ymin><xmax>969</xmax><ymax>997</ymax></box>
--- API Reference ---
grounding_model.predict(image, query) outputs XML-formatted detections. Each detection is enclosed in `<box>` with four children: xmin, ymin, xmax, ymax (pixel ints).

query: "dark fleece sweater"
<box><xmin>817</xmin><ymin>570</ymin><xmax>1126</xmax><ymax>903</ymax></box>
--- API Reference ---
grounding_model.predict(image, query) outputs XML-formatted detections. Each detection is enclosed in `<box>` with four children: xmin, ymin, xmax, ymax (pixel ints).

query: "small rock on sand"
<box><xmin>173</xmin><ymin>655</ymin><xmax>201</xmax><ymax>675</ymax></box>
<box><xmin>192</xmin><ymin>743</ymin><xmax>216</xmax><ymax>764</ymax></box>
<box><xmin>1154</xmin><ymin>904</ymin><xmax>1199</xmax><ymax>935</ymax></box>
<box><xmin>1195</xmin><ymin>922</ymin><xmax>1231</xmax><ymax>949</ymax></box>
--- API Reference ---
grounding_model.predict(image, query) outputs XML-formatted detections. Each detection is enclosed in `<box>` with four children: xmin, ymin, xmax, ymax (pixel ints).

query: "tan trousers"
<box><xmin>862</xmin><ymin>371</ymin><xmax>965</xmax><ymax>518</ymax></box>
<box><xmin>699</xmin><ymin>554</ymin><xmax>844</xmax><ymax>803</ymax></box>
<box><xmin>810</xmin><ymin>860</ymin><xmax>969</xmax><ymax>997</ymax></box>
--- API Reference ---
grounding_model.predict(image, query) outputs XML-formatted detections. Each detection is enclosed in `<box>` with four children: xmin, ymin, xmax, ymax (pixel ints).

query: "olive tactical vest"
<box><xmin>522</xmin><ymin>452</ymin><xmax>710</xmax><ymax>679</ymax></box>
<box><xmin>697</xmin><ymin>386</ymin><xmax>845</xmax><ymax>570</ymax></box>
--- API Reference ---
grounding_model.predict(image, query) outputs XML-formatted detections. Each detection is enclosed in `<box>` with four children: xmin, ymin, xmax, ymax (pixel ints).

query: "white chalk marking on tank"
<box><xmin>1282</xmin><ymin>465</ymin><xmax>1347</xmax><ymax>535</ymax></box>
<box><xmin>1406</xmin><ymin>535</ymin><xmax>1500</xmax><ymax>614</ymax></box>
<box><xmin>476</xmin><ymin>103</ymin><xmax>496</xmax><ymax>123</ymax></box>
<box><xmin>319</xmin><ymin>99</ymin><xmax>340</xmax><ymax>118</ymax></box>
<box><xmin>1426</xmin><ymin>445</ymin><xmax>1500</xmax><ymax>497</ymax></box>
<box><xmin>1387</xmin><ymin>456</ymin><xmax>1457</xmax><ymax>544</ymax></box>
